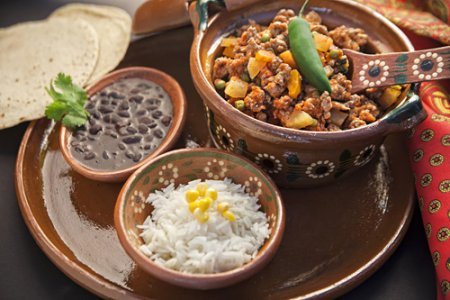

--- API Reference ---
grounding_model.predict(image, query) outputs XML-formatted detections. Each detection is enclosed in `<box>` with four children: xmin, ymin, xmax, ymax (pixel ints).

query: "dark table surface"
<box><xmin>0</xmin><ymin>0</ymin><xmax>437</xmax><ymax>299</ymax></box>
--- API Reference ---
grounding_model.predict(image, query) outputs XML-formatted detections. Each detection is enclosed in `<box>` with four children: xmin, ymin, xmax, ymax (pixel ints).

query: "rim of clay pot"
<box><xmin>190</xmin><ymin>0</ymin><xmax>420</xmax><ymax>144</ymax></box>
<box><xmin>115</xmin><ymin>147</ymin><xmax>286</xmax><ymax>290</ymax></box>
<box><xmin>59</xmin><ymin>67</ymin><xmax>187</xmax><ymax>183</ymax></box>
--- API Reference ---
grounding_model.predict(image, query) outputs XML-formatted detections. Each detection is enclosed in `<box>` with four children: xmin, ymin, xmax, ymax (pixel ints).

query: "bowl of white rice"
<box><xmin>115</xmin><ymin>148</ymin><xmax>285</xmax><ymax>289</ymax></box>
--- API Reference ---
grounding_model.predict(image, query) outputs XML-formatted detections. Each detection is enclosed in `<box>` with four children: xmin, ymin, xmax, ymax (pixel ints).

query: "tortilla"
<box><xmin>0</xmin><ymin>18</ymin><xmax>99</xmax><ymax>129</ymax></box>
<box><xmin>50</xmin><ymin>4</ymin><xmax>131</xmax><ymax>85</ymax></box>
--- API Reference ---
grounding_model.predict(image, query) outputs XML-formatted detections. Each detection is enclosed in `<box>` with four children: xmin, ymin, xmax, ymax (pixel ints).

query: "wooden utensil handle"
<box><xmin>347</xmin><ymin>46</ymin><xmax>450</xmax><ymax>93</ymax></box>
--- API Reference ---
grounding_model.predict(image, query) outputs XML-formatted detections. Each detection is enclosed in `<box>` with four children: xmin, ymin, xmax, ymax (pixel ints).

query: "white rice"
<box><xmin>138</xmin><ymin>178</ymin><xmax>270</xmax><ymax>274</ymax></box>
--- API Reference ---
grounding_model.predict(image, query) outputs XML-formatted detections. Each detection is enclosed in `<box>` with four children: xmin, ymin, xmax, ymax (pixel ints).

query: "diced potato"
<box><xmin>247</xmin><ymin>57</ymin><xmax>266</xmax><ymax>79</ymax></box>
<box><xmin>379</xmin><ymin>85</ymin><xmax>402</xmax><ymax>108</ymax></box>
<box><xmin>255</xmin><ymin>50</ymin><xmax>275</xmax><ymax>62</ymax></box>
<box><xmin>330</xmin><ymin>109</ymin><xmax>348</xmax><ymax>127</ymax></box>
<box><xmin>313</xmin><ymin>32</ymin><xmax>333</xmax><ymax>52</ymax></box>
<box><xmin>220</xmin><ymin>37</ymin><xmax>238</xmax><ymax>47</ymax></box>
<box><xmin>225</xmin><ymin>77</ymin><xmax>249</xmax><ymax>98</ymax></box>
<box><xmin>280</xmin><ymin>50</ymin><xmax>297</xmax><ymax>69</ymax></box>
<box><xmin>284</xmin><ymin>111</ymin><xmax>317</xmax><ymax>129</ymax></box>
<box><xmin>287</xmin><ymin>69</ymin><xmax>302</xmax><ymax>99</ymax></box>
<box><xmin>223</xmin><ymin>46</ymin><xmax>235</xmax><ymax>58</ymax></box>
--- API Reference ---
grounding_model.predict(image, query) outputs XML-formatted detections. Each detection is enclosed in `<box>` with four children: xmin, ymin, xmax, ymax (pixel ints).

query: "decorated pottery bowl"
<box><xmin>189</xmin><ymin>0</ymin><xmax>426</xmax><ymax>188</ymax></box>
<box><xmin>60</xmin><ymin>67</ymin><xmax>187</xmax><ymax>182</ymax></box>
<box><xmin>115</xmin><ymin>148</ymin><xmax>285</xmax><ymax>289</ymax></box>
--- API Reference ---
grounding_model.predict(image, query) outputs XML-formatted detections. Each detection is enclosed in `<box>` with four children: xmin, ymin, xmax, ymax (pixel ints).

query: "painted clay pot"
<box><xmin>189</xmin><ymin>0</ymin><xmax>426</xmax><ymax>188</ymax></box>
<box><xmin>115</xmin><ymin>148</ymin><xmax>285</xmax><ymax>289</ymax></box>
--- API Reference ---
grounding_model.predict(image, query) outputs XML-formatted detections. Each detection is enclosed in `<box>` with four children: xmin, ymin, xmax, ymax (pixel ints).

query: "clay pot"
<box><xmin>189</xmin><ymin>0</ymin><xmax>426</xmax><ymax>188</ymax></box>
<box><xmin>115</xmin><ymin>148</ymin><xmax>285</xmax><ymax>289</ymax></box>
<box><xmin>60</xmin><ymin>67</ymin><xmax>187</xmax><ymax>182</ymax></box>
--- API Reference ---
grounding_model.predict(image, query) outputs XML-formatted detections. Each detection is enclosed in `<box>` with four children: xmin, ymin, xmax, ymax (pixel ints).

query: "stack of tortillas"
<box><xmin>0</xmin><ymin>3</ymin><xmax>131</xmax><ymax>129</ymax></box>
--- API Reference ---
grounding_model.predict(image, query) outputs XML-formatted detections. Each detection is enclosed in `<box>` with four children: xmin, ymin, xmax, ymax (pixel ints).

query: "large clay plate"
<box><xmin>15</xmin><ymin>27</ymin><xmax>414</xmax><ymax>299</ymax></box>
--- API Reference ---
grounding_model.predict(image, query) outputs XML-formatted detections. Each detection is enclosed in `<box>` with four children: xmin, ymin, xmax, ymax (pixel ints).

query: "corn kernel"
<box><xmin>205</xmin><ymin>188</ymin><xmax>218</xmax><ymax>201</ymax></box>
<box><xmin>185</xmin><ymin>190</ymin><xmax>199</xmax><ymax>203</ymax></box>
<box><xmin>188</xmin><ymin>201</ymin><xmax>199</xmax><ymax>213</ymax></box>
<box><xmin>194</xmin><ymin>208</ymin><xmax>209</xmax><ymax>223</ymax></box>
<box><xmin>217</xmin><ymin>202</ymin><xmax>230</xmax><ymax>213</ymax></box>
<box><xmin>222</xmin><ymin>210</ymin><xmax>236</xmax><ymax>222</ymax></box>
<box><xmin>198</xmin><ymin>197</ymin><xmax>212</xmax><ymax>212</ymax></box>
<box><xmin>196</xmin><ymin>182</ymin><xmax>208</xmax><ymax>196</ymax></box>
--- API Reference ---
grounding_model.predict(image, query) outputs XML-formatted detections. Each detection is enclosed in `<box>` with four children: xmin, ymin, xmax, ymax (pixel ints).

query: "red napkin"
<box><xmin>408</xmin><ymin>82</ymin><xmax>450</xmax><ymax>299</ymax></box>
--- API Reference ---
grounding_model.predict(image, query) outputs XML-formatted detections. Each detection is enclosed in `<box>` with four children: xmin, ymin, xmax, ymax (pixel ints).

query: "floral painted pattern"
<box><xmin>158</xmin><ymin>163</ymin><xmax>179</xmax><ymax>185</ymax></box>
<box><xmin>215</xmin><ymin>124</ymin><xmax>235</xmax><ymax>151</ymax></box>
<box><xmin>254</xmin><ymin>153</ymin><xmax>283</xmax><ymax>174</ymax></box>
<box><xmin>130</xmin><ymin>190</ymin><xmax>146</xmax><ymax>214</ymax></box>
<box><xmin>353</xmin><ymin>145</ymin><xmax>376</xmax><ymax>166</ymax></box>
<box><xmin>244</xmin><ymin>176</ymin><xmax>262</xmax><ymax>198</ymax></box>
<box><xmin>204</xmin><ymin>159</ymin><xmax>227</xmax><ymax>180</ymax></box>
<box><xmin>305</xmin><ymin>160</ymin><xmax>335</xmax><ymax>179</ymax></box>
<box><xmin>359</xmin><ymin>59</ymin><xmax>389</xmax><ymax>88</ymax></box>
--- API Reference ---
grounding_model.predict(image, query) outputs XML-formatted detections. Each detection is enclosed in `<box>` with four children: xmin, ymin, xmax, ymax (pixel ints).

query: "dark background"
<box><xmin>0</xmin><ymin>0</ymin><xmax>436</xmax><ymax>299</ymax></box>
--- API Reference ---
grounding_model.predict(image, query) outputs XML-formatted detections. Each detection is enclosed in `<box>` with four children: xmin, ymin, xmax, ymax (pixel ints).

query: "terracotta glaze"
<box><xmin>59</xmin><ymin>67</ymin><xmax>187</xmax><ymax>183</ymax></box>
<box><xmin>16</xmin><ymin>28</ymin><xmax>415</xmax><ymax>299</ymax></box>
<box><xmin>189</xmin><ymin>0</ymin><xmax>426</xmax><ymax>188</ymax></box>
<box><xmin>115</xmin><ymin>148</ymin><xmax>285</xmax><ymax>290</ymax></box>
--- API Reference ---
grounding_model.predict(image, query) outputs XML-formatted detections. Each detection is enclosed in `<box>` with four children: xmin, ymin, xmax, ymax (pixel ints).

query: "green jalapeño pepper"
<box><xmin>288</xmin><ymin>0</ymin><xmax>332</xmax><ymax>93</ymax></box>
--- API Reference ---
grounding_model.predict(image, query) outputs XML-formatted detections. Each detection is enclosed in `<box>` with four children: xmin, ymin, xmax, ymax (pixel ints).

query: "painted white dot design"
<box><xmin>411</xmin><ymin>51</ymin><xmax>444</xmax><ymax>79</ymax></box>
<box><xmin>359</xmin><ymin>60</ymin><xmax>389</xmax><ymax>87</ymax></box>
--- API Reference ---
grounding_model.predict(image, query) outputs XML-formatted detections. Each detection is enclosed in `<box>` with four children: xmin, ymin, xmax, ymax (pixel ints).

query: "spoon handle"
<box><xmin>346</xmin><ymin>46</ymin><xmax>450</xmax><ymax>93</ymax></box>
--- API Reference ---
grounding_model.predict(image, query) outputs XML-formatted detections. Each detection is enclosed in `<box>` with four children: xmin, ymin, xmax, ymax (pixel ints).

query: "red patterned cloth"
<box><xmin>354</xmin><ymin>0</ymin><xmax>450</xmax><ymax>45</ymax></box>
<box><xmin>408</xmin><ymin>81</ymin><xmax>450</xmax><ymax>299</ymax></box>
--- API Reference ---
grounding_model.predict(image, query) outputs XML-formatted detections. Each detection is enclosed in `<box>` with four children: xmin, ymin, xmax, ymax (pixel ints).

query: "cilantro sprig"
<box><xmin>45</xmin><ymin>73</ymin><xmax>89</xmax><ymax>129</ymax></box>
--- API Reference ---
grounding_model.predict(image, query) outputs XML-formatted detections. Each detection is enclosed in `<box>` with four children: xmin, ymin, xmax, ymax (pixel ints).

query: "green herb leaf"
<box><xmin>44</xmin><ymin>73</ymin><xmax>89</xmax><ymax>129</ymax></box>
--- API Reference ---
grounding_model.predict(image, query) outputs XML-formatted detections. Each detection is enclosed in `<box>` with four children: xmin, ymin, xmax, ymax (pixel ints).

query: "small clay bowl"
<box><xmin>114</xmin><ymin>148</ymin><xmax>285</xmax><ymax>290</ymax></box>
<box><xmin>60</xmin><ymin>67</ymin><xmax>187</xmax><ymax>182</ymax></box>
<box><xmin>189</xmin><ymin>0</ymin><xmax>427</xmax><ymax>188</ymax></box>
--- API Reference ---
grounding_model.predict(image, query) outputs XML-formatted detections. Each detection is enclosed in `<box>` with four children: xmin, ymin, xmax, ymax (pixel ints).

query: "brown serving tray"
<box><xmin>15</xmin><ymin>27</ymin><xmax>415</xmax><ymax>299</ymax></box>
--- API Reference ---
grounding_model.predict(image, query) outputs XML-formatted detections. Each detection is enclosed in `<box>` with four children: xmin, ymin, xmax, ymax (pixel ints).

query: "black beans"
<box><xmin>136</xmin><ymin>109</ymin><xmax>147</xmax><ymax>116</ymax></box>
<box><xmin>84</xmin><ymin>152</ymin><xmax>96</xmax><ymax>160</ymax></box>
<box><xmin>89</xmin><ymin>124</ymin><xmax>102</xmax><ymax>135</ymax></box>
<box><xmin>119</xmin><ymin>101</ymin><xmax>129</xmax><ymax>110</ymax></box>
<box><xmin>138</xmin><ymin>124</ymin><xmax>148</xmax><ymax>134</ymax></box>
<box><xmin>125</xmin><ymin>151</ymin><xmax>135</xmax><ymax>159</ymax></box>
<box><xmin>130</xmin><ymin>95</ymin><xmax>143</xmax><ymax>103</ymax></box>
<box><xmin>153</xmin><ymin>129</ymin><xmax>163</xmax><ymax>139</ymax></box>
<box><xmin>161</xmin><ymin>116</ymin><xmax>172</xmax><ymax>127</ymax></box>
<box><xmin>70</xmin><ymin>78</ymin><xmax>172</xmax><ymax>169</ymax></box>
<box><xmin>99</xmin><ymin>106</ymin><xmax>113</xmax><ymax>114</ymax></box>
<box><xmin>118</xmin><ymin>111</ymin><xmax>130</xmax><ymax>118</ymax></box>
<box><xmin>108</xmin><ymin>91</ymin><xmax>125</xmax><ymax>99</ymax></box>
<box><xmin>126</xmin><ymin>126</ymin><xmax>137</xmax><ymax>134</ymax></box>
<box><xmin>123</xmin><ymin>135</ymin><xmax>142</xmax><ymax>144</ymax></box>
<box><xmin>152</xmin><ymin>110</ymin><xmax>162</xmax><ymax>119</ymax></box>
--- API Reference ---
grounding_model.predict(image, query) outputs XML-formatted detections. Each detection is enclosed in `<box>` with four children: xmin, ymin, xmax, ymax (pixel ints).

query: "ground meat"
<box><xmin>330</xmin><ymin>73</ymin><xmax>352</xmax><ymax>101</ymax></box>
<box><xmin>270</xmin><ymin>35</ymin><xmax>288</xmax><ymax>54</ymax></box>
<box><xmin>328</xmin><ymin>25</ymin><xmax>368</xmax><ymax>51</ymax></box>
<box><xmin>264</xmin><ymin>63</ymin><xmax>291</xmax><ymax>98</ymax></box>
<box><xmin>229</xmin><ymin>57</ymin><xmax>248</xmax><ymax>77</ymax></box>
<box><xmin>267</xmin><ymin>56</ymin><xmax>283</xmax><ymax>73</ymax></box>
<box><xmin>268</xmin><ymin>21</ymin><xmax>288</xmax><ymax>37</ymax></box>
<box><xmin>273</xmin><ymin>9</ymin><xmax>295</xmax><ymax>23</ymax></box>
<box><xmin>311</xmin><ymin>24</ymin><xmax>328</xmax><ymax>35</ymax></box>
<box><xmin>213</xmin><ymin>57</ymin><xmax>231</xmax><ymax>80</ymax></box>
<box><xmin>320</xmin><ymin>92</ymin><xmax>332</xmax><ymax>120</ymax></box>
<box><xmin>305</xmin><ymin>11</ymin><xmax>322</xmax><ymax>25</ymax></box>
<box><xmin>327</xmin><ymin>123</ymin><xmax>342</xmax><ymax>131</ymax></box>
<box><xmin>348</xmin><ymin>96</ymin><xmax>380</xmax><ymax>127</ymax></box>
<box><xmin>332</xmin><ymin>101</ymin><xmax>350</xmax><ymax>111</ymax></box>
<box><xmin>244</xmin><ymin>85</ymin><xmax>266</xmax><ymax>113</ymax></box>
<box><xmin>212</xmin><ymin>8</ymin><xmax>390</xmax><ymax>131</ymax></box>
